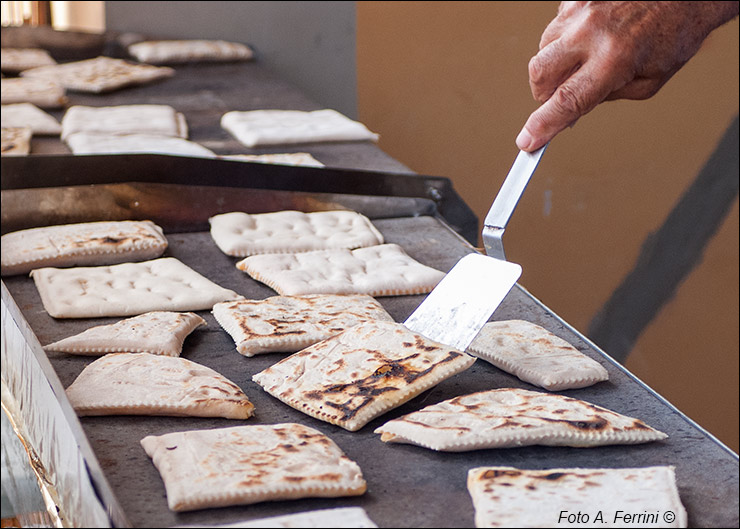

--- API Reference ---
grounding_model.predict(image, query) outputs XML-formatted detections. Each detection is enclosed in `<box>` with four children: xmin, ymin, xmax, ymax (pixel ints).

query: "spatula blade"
<box><xmin>403</xmin><ymin>253</ymin><xmax>521</xmax><ymax>351</ymax></box>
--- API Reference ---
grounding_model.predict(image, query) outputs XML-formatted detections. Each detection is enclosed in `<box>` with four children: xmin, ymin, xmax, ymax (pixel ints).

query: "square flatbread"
<box><xmin>1</xmin><ymin>48</ymin><xmax>57</xmax><ymax>73</ymax></box>
<box><xmin>0</xmin><ymin>77</ymin><xmax>67</xmax><ymax>108</ymax></box>
<box><xmin>64</xmin><ymin>132</ymin><xmax>216</xmax><ymax>157</ymax></box>
<box><xmin>128</xmin><ymin>39</ymin><xmax>254</xmax><ymax>64</ymax></box>
<box><xmin>1</xmin><ymin>126</ymin><xmax>31</xmax><ymax>156</ymax></box>
<box><xmin>30</xmin><ymin>257</ymin><xmax>241</xmax><ymax>318</ymax></box>
<box><xmin>213</xmin><ymin>294</ymin><xmax>394</xmax><ymax>357</ymax></box>
<box><xmin>61</xmin><ymin>104</ymin><xmax>188</xmax><ymax>140</ymax></box>
<box><xmin>141</xmin><ymin>423</ymin><xmax>366</xmax><ymax>512</ymax></box>
<box><xmin>219</xmin><ymin>152</ymin><xmax>324</xmax><ymax>167</ymax></box>
<box><xmin>467</xmin><ymin>320</ymin><xmax>609</xmax><ymax>391</ymax></box>
<box><xmin>1</xmin><ymin>220</ymin><xmax>168</xmax><ymax>277</ymax></box>
<box><xmin>210</xmin><ymin>210</ymin><xmax>384</xmax><ymax>257</ymax></box>
<box><xmin>237</xmin><ymin>243</ymin><xmax>445</xmax><ymax>296</ymax></box>
<box><xmin>44</xmin><ymin>311</ymin><xmax>205</xmax><ymax>357</ymax></box>
<box><xmin>375</xmin><ymin>387</ymin><xmax>667</xmax><ymax>450</ymax></box>
<box><xmin>66</xmin><ymin>353</ymin><xmax>254</xmax><ymax>419</ymax></box>
<box><xmin>253</xmin><ymin>320</ymin><xmax>476</xmax><ymax>431</ymax></box>
<box><xmin>221</xmin><ymin>109</ymin><xmax>379</xmax><ymax>147</ymax></box>
<box><xmin>1</xmin><ymin>103</ymin><xmax>62</xmax><ymax>135</ymax></box>
<box><xmin>21</xmin><ymin>56</ymin><xmax>175</xmax><ymax>93</ymax></box>
<box><xmin>467</xmin><ymin>466</ymin><xmax>687</xmax><ymax>528</ymax></box>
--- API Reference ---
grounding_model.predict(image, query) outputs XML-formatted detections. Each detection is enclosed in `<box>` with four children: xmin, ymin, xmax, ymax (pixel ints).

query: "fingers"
<box><xmin>529</xmin><ymin>39</ymin><xmax>583</xmax><ymax>103</ymax></box>
<box><xmin>517</xmin><ymin>63</ymin><xmax>612</xmax><ymax>151</ymax></box>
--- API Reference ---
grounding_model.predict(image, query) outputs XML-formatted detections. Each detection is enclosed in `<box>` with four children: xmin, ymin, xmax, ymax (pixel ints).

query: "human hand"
<box><xmin>516</xmin><ymin>1</ymin><xmax>739</xmax><ymax>152</ymax></box>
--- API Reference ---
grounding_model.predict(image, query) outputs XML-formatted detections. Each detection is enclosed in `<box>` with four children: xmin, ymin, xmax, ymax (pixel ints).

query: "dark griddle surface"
<box><xmin>4</xmin><ymin>216</ymin><xmax>738</xmax><ymax>528</ymax></box>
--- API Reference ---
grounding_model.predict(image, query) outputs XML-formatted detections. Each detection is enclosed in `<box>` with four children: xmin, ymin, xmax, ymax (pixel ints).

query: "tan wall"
<box><xmin>357</xmin><ymin>1</ymin><xmax>739</xmax><ymax>451</ymax></box>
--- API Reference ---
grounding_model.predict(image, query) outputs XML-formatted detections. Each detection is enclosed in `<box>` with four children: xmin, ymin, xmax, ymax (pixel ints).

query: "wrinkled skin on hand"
<box><xmin>517</xmin><ymin>1</ymin><xmax>739</xmax><ymax>151</ymax></box>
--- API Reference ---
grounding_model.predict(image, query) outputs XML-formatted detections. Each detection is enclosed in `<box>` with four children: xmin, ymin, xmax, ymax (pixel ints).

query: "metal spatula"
<box><xmin>404</xmin><ymin>143</ymin><xmax>548</xmax><ymax>350</ymax></box>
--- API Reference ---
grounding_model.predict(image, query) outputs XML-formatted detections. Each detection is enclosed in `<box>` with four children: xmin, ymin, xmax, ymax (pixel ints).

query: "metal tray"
<box><xmin>2</xmin><ymin>173</ymin><xmax>738</xmax><ymax>528</ymax></box>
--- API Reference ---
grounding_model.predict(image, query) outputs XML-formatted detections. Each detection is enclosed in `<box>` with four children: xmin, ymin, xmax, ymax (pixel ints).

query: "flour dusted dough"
<box><xmin>253</xmin><ymin>320</ymin><xmax>476</xmax><ymax>431</ymax></box>
<box><xmin>1</xmin><ymin>48</ymin><xmax>56</xmax><ymax>73</ymax></box>
<box><xmin>128</xmin><ymin>39</ymin><xmax>254</xmax><ymax>64</ymax></box>
<box><xmin>468</xmin><ymin>466</ymin><xmax>687</xmax><ymax>528</ymax></box>
<box><xmin>21</xmin><ymin>56</ymin><xmax>174</xmax><ymax>93</ymax></box>
<box><xmin>467</xmin><ymin>320</ymin><xmax>609</xmax><ymax>390</ymax></box>
<box><xmin>141</xmin><ymin>423</ymin><xmax>366</xmax><ymax>511</ymax></box>
<box><xmin>221</xmin><ymin>109</ymin><xmax>379</xmax><ymax>147</ymax></box>
<box><xmin>1</xmin><ymin>126</ymin><xmax>31</xmax><ymax>156</ymax></box>
<box><xmin>1</xmin><ymin>220</ymin><xmax>168</xmax><ymax>277</ymax></box>
<box><xmin>210</xmin><ymin>210</ymin><xmax>384</xmax><ymax>257</ymax></box>
<box><xmin>44</xmin><ymin>311</ymin><xmax>205</xmax><ymax>356</ymax></box>
<box><xmin>30</xmin><ymin>257</ymin><xmax>241</xmax><ymax>318</ymax></box>
<box><xmin>65</xmin><ymin>132</ymin><xmax>216</xmax><ymax>157</ymax></box>
<box><xmin>66</xmin><ymin>353</ymin><xmax>254</xmax><ymax>419</ymax></box>
<box><xmin>237</xmin><ymin>243</ymin><xmax>445</xmax><ymax>296</ymax></box>
<box><xmin>213</xmin><ymin>294</ymin><xmax>394</xmax><ymax>356</ymax></box>
<box><xmin>1</xmin><ymin>103</ymin><xmax>61</xmax><ymax>135</ymax></box>
<box><xmin>375</xmin><ymin>388</ymin><xmax>667</xmax><ymax>451</ymax></box>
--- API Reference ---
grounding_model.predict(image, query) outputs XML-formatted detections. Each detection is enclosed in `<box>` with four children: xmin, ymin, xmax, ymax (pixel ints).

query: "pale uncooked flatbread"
<box><xmin>1</xmin><ymin>126</ymin><xmax>31</xmax><ymax>156</ymax></box>
<box><xmin>176</xmin><ymin>507</ymin><xmax>378</xmax><ymax>528</ymax></box>
<box><xmin>1</xmin><ymin>103</ymin><xmax>62</xmax><ymax>135</ymax></box>
<box><xmin>30</xmin><ymin>257</ymin><xmax>241</xmax><ymax>318</ymax></box>
<box><xmin>141</xmin><ymin>423</ymin><xmax>366</xmax><ymax>511</ymax></box>
<box><xmin>0</xmin><ymin>77</ymin><xmax>67</xmax><ymax>108</ymax></box>
<box><xmin>253</xmin><ymin>320</ymin><xmax>476</xmax><ymax>431</ymax></box>
<box><xmin>66</xmin><ymin>353</ymin><xmax>254</xmax><ymax>419</ymax></box>
<box><xmin>375</xmin><ymin>388</ymin><xmax>667</xmax><ymax>451</ymax></box>
<box><xmin>1</xmin><ymin>48</ymin><xmax>57</xmax><ymax>73</ymax></box>
<box><xmin>1</xmin><ymin>220</ymin><xmax>168</xmax><ymax>277</ymax></box>
<box><xmin>221</xmin><ymin>109</ymin><xmax>379</xmax><ymax>147</ymax></box>
<box><xmin>468</xmin><ymin>466</ymin><xmax>687</xmax><ymax>528</ymax></box>
<box><xmin>210</xmin><ymin>210</ymin><xmax>384</xmax><ymax>257</ymax></box>
<box><xmin>44</xmin><ymin>311</ymin><xmax>205</xmax><ymax>357</ymax></box>
<box><xmin>65</xmin><ymin>132</ymin><xmax>216</xmax><ymax>157</ymax></box>
<box><xmin>61</xmin><ymin>104</ymin><xmax>188</xmax><ymax>140</ymax></box>
<box><xmin>213</xmin><ymin>294</ymin><xmax>394</xmax><ymax>357</ymax></box>
<box><xmin>21</xmin><ymin>56</ymin><xmax>174</xmax><ymax>93</ymax></box>
<box><xmin>467</xmin><ymin>320</ymin><xmax>609</xmax><ymax>391</ymax></box>
<box><xmin>128</xmin><ymin>39</ymin><xmax>254</xmax><ymax>64</ymax></box>
<box><xmin>219</xmin><ymin>152</ymin><xmax>324</xmax><ymax>167</ymax></box>
<box><xmin>237</xmin><ymin>243</ymin><xmax>445</xmax><ymax>296</ymax></box>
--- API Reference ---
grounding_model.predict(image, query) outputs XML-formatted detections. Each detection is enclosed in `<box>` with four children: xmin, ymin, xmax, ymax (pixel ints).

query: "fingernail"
<box><xmin>516</xmin><ymin>128</ymin><xmax>533</xmax><ymax>151</ymax></box>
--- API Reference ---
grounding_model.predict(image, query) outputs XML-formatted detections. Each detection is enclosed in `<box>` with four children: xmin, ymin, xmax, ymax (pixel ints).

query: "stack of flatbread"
<box><xmin>128</xmin><ymin>39</ymin><xmax>254</xmax><ymax>64</ymax></box>
<box><xmin>66</xmin><ymin>353</ymin><xmax>254</xmax><ymax>419</ymax></box>
<box><xmin>467</xmin><ymin>466</ymin><xmax>687</xmax><ymax>528</ymax></box>
<box><xmin>221</xmin><ymin>109</ymin><xmax>379</xmax><ymax>147</ymax></box>
<box><xmin>213</xmin><ymin>294</ymin><xmax>393</xmax><ymax>356</ymax></box>
<box><xmin>375</xmin><ymin>388</ymin><xmax>667</xmax><ymax>450</ymax></box>
<box><xmin>141</xmin><ymin>423</ymin><xmax>366</xmax><ymax>511</ymax></box>
<box><xmin>20</xmin><ymin>56</ymin><xmax>174</xmax><ymax>93</ymax></box>
<box><xmin>1</xmin><ymin>220</ymin><xmax>168</xmax><ymax>277</ymax></box>
<box><xmin>253</xmin><ymin>320</ymin><xmax>476</xmax><ymax>431</ymax></box>
<box><xmin>44</xmin><ymin>311</ymin><xmax>206</xmax><ymax>357</ymax></box>
<box><xmin>59</xmin><ymin>104</ymin><xmax>215</xmax><ymax>157</ymax></box>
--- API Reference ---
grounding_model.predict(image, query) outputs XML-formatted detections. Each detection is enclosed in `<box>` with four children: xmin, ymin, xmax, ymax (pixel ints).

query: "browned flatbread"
<box><xmin>66</xmin><ymin>353</ymin><xmax>254</xmax><ymax>419</ymax></box>
<box><xmin>141</xmin><ymin>423</ymin><xmax>366</xmax><ymax>511</ymax></box>
<box><xmin>468</xmin><ymin>466</ymin><xmax>687</xmax><ymax>528</ymax></box>
<box><xmin>1</xmin><ymin>220</ymin><xmax>168</xmax><ymax>277</ymax></box>
<box><xmin>213</xmin><ymin>294</ymin><xmax>394</xmax><ymax>356</ymax></box>
<box><xmin>375</xmin><ymin>387</ymin><xmax>667</xmax><ymax>450</ymax></box>
<box><xmin>253</xmin><ymin>320</ymin><xmax>476</xmax><ymax>431</ymax></box>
